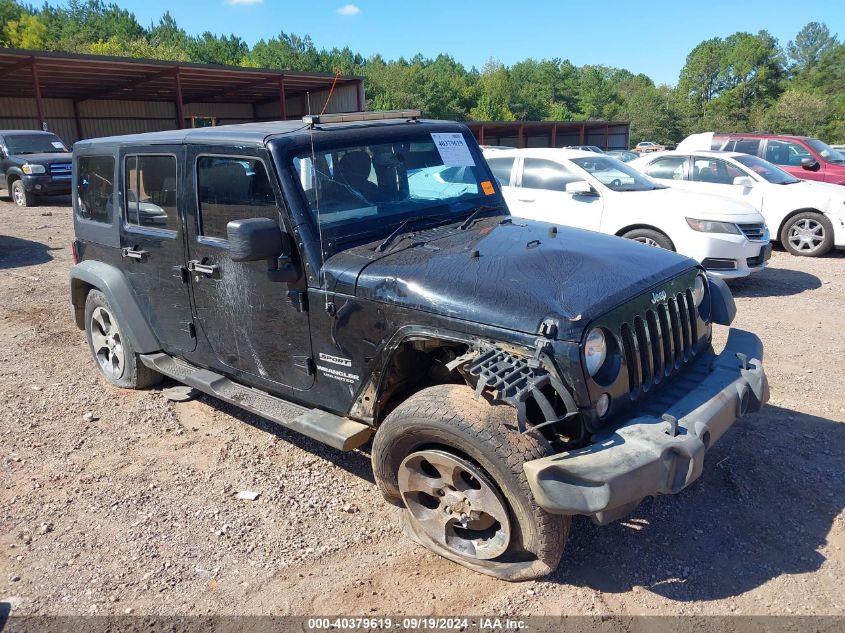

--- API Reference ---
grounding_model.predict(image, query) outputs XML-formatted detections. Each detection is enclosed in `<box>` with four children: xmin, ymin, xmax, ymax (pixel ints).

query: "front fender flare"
<box><xmin>70</xmin><ymin>260</ymin><xmax>161</xmax><ymax>353</ymax></box>
<box><xmin>706</xmin><ymin>274</ymin><xmax>736</xmax><ymax>326</ymax></box>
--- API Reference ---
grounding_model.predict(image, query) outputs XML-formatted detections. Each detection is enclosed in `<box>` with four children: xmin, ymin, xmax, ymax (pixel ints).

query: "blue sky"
<box><xmin>116</xmin><ymin>0</ymin><xmax>843</xmax><ymax>85</ymax></box>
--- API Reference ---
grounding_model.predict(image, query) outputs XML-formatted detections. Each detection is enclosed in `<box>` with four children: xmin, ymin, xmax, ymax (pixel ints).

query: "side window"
<box><xmin>76</xmin><ymin>155</ymin><xmax>115</xmax><ymax>223</ymax></box>
<box><xmin>197</xmin><ymin>156</ymin><xmax>278</xmax><ymax>240</ymax></box>
<box><xmin>733</xmin><ymin>138</ymin><xmax>760</xmax><ymax>155</ymax></box>
<box><xmin>125</xmin><ymin>155</ymin><xmax>178</xmax><ymax>231</ymax></box>
<box><xmin>521</xmin><ymin>158</ymin><xmax>579</xmax><ymax>192</ymax></box>
<box><xmin>765</xmin><ymin>140</ymin><xmax>812</xmax><ymax>167</ymax></box>
<box><xmin>693</xmin><ymin>158</ymin><xmax>736</xmax><ymax>184</ymax></box>
<box><xmin>646</xmin><ymin>156</ymin><xmax>686</xmax><ymax>180</ymax></box>
<box><xmin>487</xmin><ymin>157</ymin><xmax>514</xmax><ymax>186</ymax></box>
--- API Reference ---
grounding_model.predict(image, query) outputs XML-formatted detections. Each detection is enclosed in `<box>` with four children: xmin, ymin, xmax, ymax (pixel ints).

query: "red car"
<box><xmin>678</xmin><ymin>132</ymin><xmax>845</xmax><ymax>185</ymax></box>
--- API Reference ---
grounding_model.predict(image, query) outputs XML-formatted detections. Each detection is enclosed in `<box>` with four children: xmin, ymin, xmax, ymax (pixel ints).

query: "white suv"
<box><xmin>484</xmin><ymin>148</ymin><xmax>771</xmax><ymax>279</ymax></box>
<box><xmin>630</xmin><ymin>149</ymin><xmax>845</xmax><ymax>257</ymax></box>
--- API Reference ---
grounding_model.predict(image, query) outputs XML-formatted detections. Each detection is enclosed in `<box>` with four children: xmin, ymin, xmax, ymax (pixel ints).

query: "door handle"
<box><xmin>187</xmin><ymin>260</ymin><xmax>219</xmax><ymax>277</ymax></box>
<box><xmin>121</xmin><ymin>247</ymin><xmax>148</xmax><ymax>261</ymax></box>
<box><xmin>517</xmin><ymin>198</ymin><xmax>536</xmax><ymax>203</ymax></box>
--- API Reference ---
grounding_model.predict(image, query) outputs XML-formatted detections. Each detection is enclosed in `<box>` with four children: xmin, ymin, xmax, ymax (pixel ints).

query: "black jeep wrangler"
<box><xmin>69</xmin><ymin>111</ymin><xmax>768</xmax><ymax>580</ymax></box>
<box><xmin>0</xmin><ymin>130</ymin><xmax>72</xmax><ymax>206</ymax></box>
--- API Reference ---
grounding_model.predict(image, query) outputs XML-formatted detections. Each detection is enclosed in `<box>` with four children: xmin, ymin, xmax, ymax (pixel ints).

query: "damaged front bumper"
<box><xmin>523</xmin><ymin>328</ymin><xmax>769</xmax><ymax>525</ymax></box>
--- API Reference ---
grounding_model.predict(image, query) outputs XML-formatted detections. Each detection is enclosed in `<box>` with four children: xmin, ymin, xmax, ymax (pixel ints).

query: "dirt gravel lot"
<box><xmin>1</xmin><ymin>196</ymin><xmax>844</xmax><ymax>618</ymax></box>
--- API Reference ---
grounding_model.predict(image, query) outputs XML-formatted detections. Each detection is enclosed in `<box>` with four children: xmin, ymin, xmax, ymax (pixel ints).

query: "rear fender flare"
<box><xmin>69</xmin><ymin>260</ymin><xmax>161</xmax><ymax>353</ymax></box>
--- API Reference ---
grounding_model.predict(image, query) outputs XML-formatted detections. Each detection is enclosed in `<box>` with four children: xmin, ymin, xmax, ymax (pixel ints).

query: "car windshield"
<box><xmin>806</xmin><ymin>138</ymin><xmax>845</xmax><ymax>164</ymax></box>
<box><xmin>734</xmin><ymin>154</ymin><xmax>800</xmax><ymax>184</ymax></box>
<box><xmin>291</xmin><ymin>131</ymin><xmax>503</xmax><ymax>255</ymax></box>
<box><xmin>570</xmin><ymin>155</ymin><xmax>662</xmax><ymax>191</ymax></box>
<box><xmin>5</xmin><ymin>133</ymin><xmax>68</xmax><ymax>155</ymax></box>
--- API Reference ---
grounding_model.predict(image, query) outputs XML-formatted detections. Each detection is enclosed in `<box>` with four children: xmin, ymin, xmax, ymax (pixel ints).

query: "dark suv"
<box><xmin>0</xmin><ymin>130</ymin><xmax>72</xmax><ymax>206</ymax></box>
<box><xmin>69</xmin><ymin>111</ymin><xmax>768</xmax><ymax>580</ymax></box>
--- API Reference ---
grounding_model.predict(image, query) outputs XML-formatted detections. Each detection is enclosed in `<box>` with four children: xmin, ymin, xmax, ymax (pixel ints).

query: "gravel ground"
<box><xmin>0</xmin><ymin>197</ymin><xmax>843</xmax><ymax>618</ymax></box>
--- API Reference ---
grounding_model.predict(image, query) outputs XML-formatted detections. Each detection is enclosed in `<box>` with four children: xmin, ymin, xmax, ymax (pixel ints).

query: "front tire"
<box><xmin>780</xmin><ymin>212</ymin><xmax>833</xmax><ymax>257</ymax></box>
<box><xmin>372</xmin><ymin>384</ymin><xmax>568</xmax><ymax>581</ymax></box>
<box><xmin>623</xmin><ymin>228</ymin><xmax>675</xmax><ymax>250</ymax></box>
<box><xmin>84</xmin><ymin>290</ymin><xmax>161</xmax><ymax>389</ymax></box>
<box><xmin>11</xmin><ymin>180</ymin><xmax>35</xmax><ymax>207</ymax></box>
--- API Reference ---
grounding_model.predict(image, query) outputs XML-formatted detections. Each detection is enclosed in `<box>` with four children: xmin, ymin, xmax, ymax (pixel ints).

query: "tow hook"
<box><xmin>736</xmin><ymin>352</ymin><xmax>749</xmax><ymax>370</ymax></box>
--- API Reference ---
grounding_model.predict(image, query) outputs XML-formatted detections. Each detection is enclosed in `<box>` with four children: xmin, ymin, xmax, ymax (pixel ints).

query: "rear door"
<box><xmin>184</xmin><ymin>146</ymin><xmax>313</xmax><ymax>390</ymax></box>
<box><xmin>118</xmin><ymin>146</ymin><xmax>196</xmax><ymax>353</ymax></box>
<box><xmin>513</xmin><ymin>157</ymin><xmax>603</xmax><ymax>231</ymax></box>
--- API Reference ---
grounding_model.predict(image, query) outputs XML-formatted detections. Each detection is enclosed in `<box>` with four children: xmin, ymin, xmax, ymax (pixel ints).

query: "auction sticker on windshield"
<box><xmin>431</xmin><ymin>132</ymin><xmax>476</xmax><ymax>167</ymax></box>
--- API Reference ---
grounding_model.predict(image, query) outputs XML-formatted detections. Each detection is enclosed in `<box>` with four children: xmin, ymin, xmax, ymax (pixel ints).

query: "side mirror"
<box><xmin>227</xmin><ymin>217</ymin><xmax>283</xmax><ymax>261</ymax></box>
<box><xmin>565</xmin><ymin>181</ymin><xmax>595</xmax><ymax>196</ymax></box>
<box><xmin>801</xmin><ymin>156</ymin><xmax>819</xmax><ymax>170</ymax></box>
<box><xmin>733</xmin><ymin>176</ymin><xmax>754</xmax><ymax>188</ymax></box>
<box><xmin>227</xmin><ymin>217</ymin><xmax>300</xmax><ymax>283</ymax></box>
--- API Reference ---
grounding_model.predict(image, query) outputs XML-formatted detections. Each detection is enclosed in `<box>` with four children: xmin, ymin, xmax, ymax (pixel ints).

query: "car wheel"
<box><xmin>780</xmin><ymin>212</ymin><xmax>833</xmax><ymax>257</ymax></box>
<box><xmin>11</xmin><ymin>180</ymin><xmax>35</xmax><ymax>207</ymax></box>
<box><xmin>623</xmin><ymin>228</ymin><xmax>675</xmax><ymax>251</ymax></box>
<box><xmin>372</xmin><ymin>384</ymin><xmax>569</xmax><ymax>581</ymax></box>
<box><xmin>84</xmin><ymin>290</ymin><xmax>161</xmax><ymax>389</ymax></box>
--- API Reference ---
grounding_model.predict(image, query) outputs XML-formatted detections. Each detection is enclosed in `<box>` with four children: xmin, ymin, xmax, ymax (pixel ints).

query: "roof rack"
<box><xmin>302</xmin><ymin>109</ymin><xmax>421</xmax><ymax>127</ymax></box>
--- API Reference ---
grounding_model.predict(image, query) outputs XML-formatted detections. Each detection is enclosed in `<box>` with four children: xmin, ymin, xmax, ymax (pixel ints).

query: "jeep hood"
<box><xmin>323</xmin><ymin>218</ymin><xmax>697</xmax><ymax>341</ymax></box>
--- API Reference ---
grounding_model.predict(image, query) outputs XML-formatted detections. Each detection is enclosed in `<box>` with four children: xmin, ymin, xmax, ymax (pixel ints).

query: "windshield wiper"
<box><xmin>376</xmin><ymin>216</ymin><xmax>428</xmax><ymax>253</ymax></box>
<box><xmin>459</xmin><ymin>204</ymin><xmax>502</xmax><ymax>230</ymax></box>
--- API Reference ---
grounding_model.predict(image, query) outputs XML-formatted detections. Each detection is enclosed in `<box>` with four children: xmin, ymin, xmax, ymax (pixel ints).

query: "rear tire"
<box><xmin>84</xmin><ymin>290</ymin><xmax>162</xmax><ymax>389</ymax></box>
<box><xmin>11</xmin><ymin>180</ymin><xmax>35</xmax><ymax>207</ymax></box>
<box><xmin>780</xmin><ymin>212</ymin><xmax>833</xmax><ymax>257</ymax></box>
<box><xmin>372</xmin><ymin>384</ymin><xmax>569</xmax><ymax>581</ymax></box>
<box><xmin>623</xmin><ymin>228</ymin><xmax>675</xmax><ymax>250</ymax></box>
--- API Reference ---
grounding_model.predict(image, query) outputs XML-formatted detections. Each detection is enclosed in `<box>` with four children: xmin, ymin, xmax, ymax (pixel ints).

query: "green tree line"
<box><xmin>1</xmin><ymin>0</ymin><xmax>842</xmax><ymax>144</ymax></box>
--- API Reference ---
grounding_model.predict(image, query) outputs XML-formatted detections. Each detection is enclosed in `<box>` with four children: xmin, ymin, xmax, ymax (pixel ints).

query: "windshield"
<box><xmin>806</xmin><ymin>138</ymin><xmax>845</xmax><ymax>164</ymax></box>
<box><xmin>734</xmin><ymin>154</ymin><xmax>799</xmax><ymax>184</ymax></box>
<box><xmin>291</xmin><ymin>131</ymin><xmax>502</xmax><ymax>255</ymax></box>
<box><xmin>5</xmin><ymin>133</ymin><xmax>68</xmax><ymax>155</ymax></box>
<box><xmin>570</xmin><ymin>155</ymin><xmax>662</xmax><ymax>191</ymax></box>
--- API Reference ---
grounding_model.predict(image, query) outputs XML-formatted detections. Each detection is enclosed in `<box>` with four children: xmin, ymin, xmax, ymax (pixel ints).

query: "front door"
<box><xmin>184</xmin><ymin>147</ymin><xmax>313</xmax><ymax>390</ymax></box>
<box><xmin>762</xmin><ymin>139</ymin><xmax>825</xmax><ymax>182</ymax></box>
<box><xmin>118</xmin><ymin>147</ymin><xmax>196</xmax><ymax>353</ymax></box>
<box><xmin>686</xmin><ymin>156</ymin><xmax>764</xmax><ymax>210</ymax></box>
<box><xmin>512</xmin><ymin>157</ymin><xmax>603</xmax><ymax>231</ymax></box>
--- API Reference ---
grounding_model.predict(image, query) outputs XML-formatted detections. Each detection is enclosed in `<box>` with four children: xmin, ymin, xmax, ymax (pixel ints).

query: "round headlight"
<box><xmin>585</xmin><ymin>328</ymin><xmax>607</xmax><ymax>376</ymax></box>
<box><xmin>693</xmin><ymin>274</ymin><xmax>707</xmax><ymax>307</ymax></box>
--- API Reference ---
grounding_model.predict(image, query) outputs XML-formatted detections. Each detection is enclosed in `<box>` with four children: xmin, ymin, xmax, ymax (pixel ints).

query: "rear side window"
<box><xmin>521</xmin><ymin>158</ymin><xmax>579</xmax><ymax>192</ymax></box>
<box><xmin>646</xmin><ymin>156</ymin><xmax>686</xmax><ymax>180</ymax></box>
<box><xmin>487</xmin><ymin>157</ymin><xmax>514</xmax><ymax>186</ymax></box>
<box><xmin>196</xmin><ymin>156</ymin><xmax>277</xmax><ymax>240</ymax></box>
<box><xmin>765</xmin><ymin>140</ymin><xmax>812</xmax><ymax>167</ymax></box>
<box><xmin>733</xmin><ymin>139</ymin><xmax>760</xmax><ymax>155</ymax></box>
<box><xmin>125</xmin><ymin>155</ymin><xmax>178</xmax><ymax>232</ymax></box>
<box><xmin>76</xmin><ymin>155</ymin><xmax>115</xmax><ymax>224</ymax></box>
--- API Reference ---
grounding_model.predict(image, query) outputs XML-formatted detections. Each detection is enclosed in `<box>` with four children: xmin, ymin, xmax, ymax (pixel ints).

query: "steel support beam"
<box><xmin>479</xmin><ymin>125</ymin><xmax>485</xmax><ymax>145</ymax></box>
<box><xmin>356</xmin><ymin>78</ymin><xmax>364</xmax><ymax>112</ymax></box>
<box><xmin>604</xmin><ymin>124</ymin><xmax>609</xmax><ymax>150</ymax></box>
<box><xmin>174</xmin><ymin>68</ymin><xmax>185</xmax><ymax>129</ymax></box>
<box><xmin>72</xmin><ymin>99</ymin><xmax>83</xmax><ymax>141</ymax></box>
<box><xmin>579</xmin><ymin>124</ymin><xmax>585</xmax><ymax>145</ymax></box>
<box><xmin>550</xmin><ymin>124</ymin><xmax>557</xmax><ymax>148</ymax></box>
<box><xmin>517</xmin><ymin>124</ymin><xmax>524</xmax><ymax>149</ymax></box>
<box><xmin>279</xmin><ymin>75</ymin><xmax>287</xmax><ymax>120</ymax></box>
<box><xmin>31</xmin><ymin>59</ymin><xmax>45</xmax><ymax>130</ymax></box>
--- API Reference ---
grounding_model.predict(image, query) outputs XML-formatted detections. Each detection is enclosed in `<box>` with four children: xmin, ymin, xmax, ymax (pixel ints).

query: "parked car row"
<box><xmin>484</xmin><ymin>148</ymin><xmax>771</xmax><ymax>279</ymax></box>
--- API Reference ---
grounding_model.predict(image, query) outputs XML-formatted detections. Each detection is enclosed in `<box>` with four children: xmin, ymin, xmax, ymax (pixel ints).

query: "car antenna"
<box><xmin>307</xmin><ymin>97</ymin><xmax>330</xmax><ymax>312</ymax></box>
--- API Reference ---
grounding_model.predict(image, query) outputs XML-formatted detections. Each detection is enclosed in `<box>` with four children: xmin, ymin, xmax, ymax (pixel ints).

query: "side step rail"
<box><xmin>139</xmin><ymin>353</ymin><xmax>372</xmax><ymax>451</ymax></box>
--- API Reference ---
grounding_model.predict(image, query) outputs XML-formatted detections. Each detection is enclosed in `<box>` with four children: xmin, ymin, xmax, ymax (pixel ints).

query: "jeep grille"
<box><xmin>619</xmin><ymin>288</ymin><xmax>698</xmax><ymax>399</ymax></box>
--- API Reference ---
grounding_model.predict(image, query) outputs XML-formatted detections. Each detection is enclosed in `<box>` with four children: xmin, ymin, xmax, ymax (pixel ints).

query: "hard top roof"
<box><xmin>74</xmin><ymin>118</ymin><xmax>467</xmax><ymax>150</ymax></box>
<box><xmin>0</xmin><ymin>130</ymin><xmax>63</xmax><ymax>136</ymax></box>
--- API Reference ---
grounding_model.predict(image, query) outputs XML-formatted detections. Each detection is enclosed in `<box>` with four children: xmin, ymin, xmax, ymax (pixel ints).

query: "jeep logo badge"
<box><xmin>651</xmin><ymin>290</ymin><xmax>667</xmax><ymax>304</ymax></box>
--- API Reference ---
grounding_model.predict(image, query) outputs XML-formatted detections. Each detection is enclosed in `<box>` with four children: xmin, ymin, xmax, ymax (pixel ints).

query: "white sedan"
<box><xmin>630</xmin><ymin>150</ymin><xmax>845</xmax><ymax>257</ymax></box>
<box><xmin>483</xmin><ymin>148</ymin><xmax>771</xmax><ymax>279</ymax></box>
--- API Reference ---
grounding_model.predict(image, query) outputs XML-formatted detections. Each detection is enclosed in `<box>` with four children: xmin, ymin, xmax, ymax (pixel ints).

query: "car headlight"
<box><xmin>584</xmin><ymin>328</ymin><xmax>607</xmax><ymax>377</ymax></box>
<box><xmin>22</xmin><ymin>163</ymin><xmax>46</xmax><ymax>175</ymax></box>
<box><xmin>692</xmin><ymin>274</ymin><xmax>707</xmax><ymax>307</ymax></box>
<box><xmin>685</xmin><ymin>218</ymin><xmax>741</xmax><ymax>234</ymax></box>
